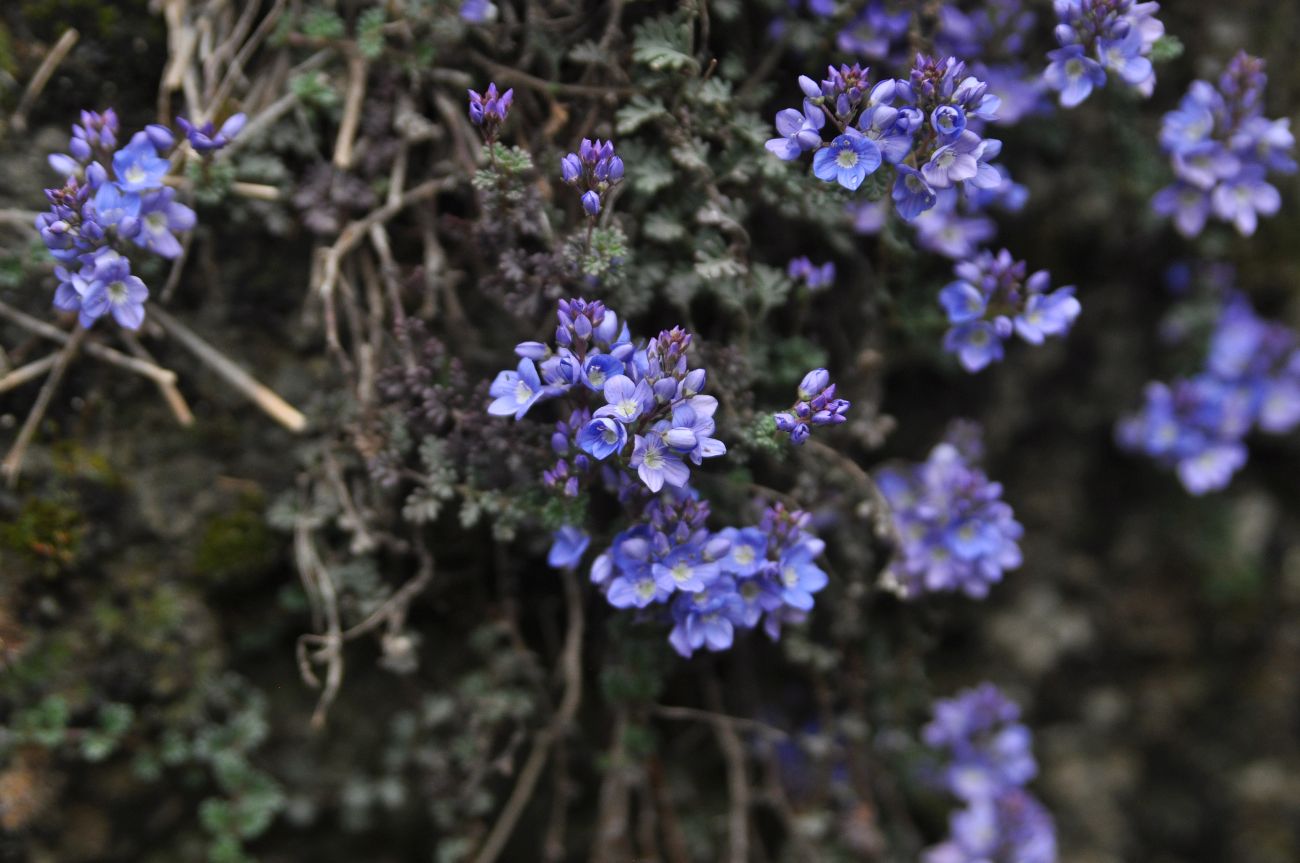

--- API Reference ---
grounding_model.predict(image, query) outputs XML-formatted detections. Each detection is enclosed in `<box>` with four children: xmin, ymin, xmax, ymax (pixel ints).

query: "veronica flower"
<box><xmin>112</xmin><ymin>135</ymin><xmax>170</xmax><ymax>192</ymax></box>
<box><xmin>765</xmin><ymin>103</ymin><xmax>826</xmax><ymax>160</ymax></box>
<box><xmin>1044</xmin><ymin>45</ymin><xmax>1106</xmax><ymax>108</ymax></box>
<box><xmin>776</xmin><ymin>541</ymin><xmax>828</xmax><ymax>610</ymax></box>
<box><xmin>630</xmin><ymin>433</ymin><xmax>690</xmax><ymax>492</ymax></box>
<box><xmin>80</xmin><ymin>256</ymin><xmax>149</xmax><ymax>330</ymax></box>
<box><xmin>607</xmin><ymin>565</ymin><xmax>668</xmax><ymax>609</ymax></box>
<box><xmin>922</xmin><ymin>134</ymin><xmax>980</xmax><ymax>189</ymax></box>
<box><xmin>581</xmin><ymin>353</ymin><xmax>624</xmax><ymax>391</ymax></box>
<box><xmin>133</xmin><ymin>187</ymin><xmax>196</xmax><ymax>258</ymax></box>
<box><xmin>547</xmin><ymin>526</ymin><xmax>590</xmax><ymax>570</ymax></box>
<box><xmin>1210</xmin><ymin>171</ymin><xmax>1281</xmax><ymax>236</ymax></box>
<box><xmin>668</xmin><ymin>578</ymin><xmax>746</xmax><ymax>658</ymax></box>
<box><xmin>577</xmin><ymin>417</ymin><xmax>628</xmax><ymax>460</ymax></box>
<box><xmin>652</xmin><ymin>546</ymin><xmax>720</xmax><ymax>593</ymax></box>
<box><xmin>177</xmin><ymin>113</ymin><xmax>246</xmax><ymax>154</ymax></box>
<box><xmin>812</xmin><ymin>131</ymin><xmax>881</xmax><ymax>191</ymax></box>
<box><xmin>487</xmin><ymin>358</ymin><xmax>546</xmax><ymax>419</ymax></box>
<box><xmin>892</xmin><ymin>165</ymin><xmax>938</xmax><ymax>221</ymax></box>
<box><xmin>1152</xmin><ymin>183</ymin><xmax>1211</xmax><ymax>237</ymax></box>
<box><xmin>945</xmin><ymin>322</ymin><xmax>1004</xmax><ymax>372</ymax></box>
<box><xmin>1014</xmin><ymin>290</ymin><xmax>1081</xmax><ymax>344</ymax></box>
<box><xmin>595</xmin><ymin>374</ymin><xmax>654</xmax><ymax>424</ymax></box>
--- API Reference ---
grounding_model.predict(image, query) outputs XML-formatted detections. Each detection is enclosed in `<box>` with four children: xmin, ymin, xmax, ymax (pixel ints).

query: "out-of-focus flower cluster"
<box><xmin>561</xmin><ymin>138</ymin><xmax>624</xmax><ymax>216</ymax></box>
<box><xmin>39</xmin><ymin>108</ymin><xmax>242</xmax><ymax>330</ymax></box>
<box><xmin>1118</xmin><ymin>292</ymin><xmax>1300</xmax><ymax>494</ymax></box>
<box><xmin>1153</xmin><ymin>52</ymin><xmax>1295</xmax><ymax>237</ymax></box>
<box><xmin>922</xmin><ymin>683</ymin><xmax>1056</xmax><ymax>863</ymax></box>
<box><xmin>940</xmin><ymin>248</ymin><xmax>1080</xmax><ymax>372</ymax></box>
<box><xmin>875</xmin><ymin>425</ymin><xmax>1023</xmax><ymax>599</ymax></box>
<box><xmin>1043</xmin><ymin>0</ymin><xmax>1163</xmax><ymax>107</ymax></box>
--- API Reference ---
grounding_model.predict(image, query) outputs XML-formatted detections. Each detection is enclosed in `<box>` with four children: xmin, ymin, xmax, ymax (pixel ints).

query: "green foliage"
<box><xmin>300</xmin><ymin>7</ymin><xmax>346</xmax><ymax>41</ymax></box>
<box><xmin>1151</xmin><ymin>35</ymin><xmax>1184</xmax><ymax>64</ymax></box>
<box><xmin>357</xmin><ymin>8</ymin><xmax>387</xmax><ymax>59</ymax></box>
<box><xmin>195</xmin><ymin>495</ymin><xmax>278</xmax><ymax>582</ymax></box>
<box><xmin>632</xmin><ymin>14</ymin><xmax>699</xmax><ymax>74</ymax></box>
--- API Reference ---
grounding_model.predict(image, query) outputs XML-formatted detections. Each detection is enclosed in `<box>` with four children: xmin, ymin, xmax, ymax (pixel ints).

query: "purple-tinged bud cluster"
<box><xmin>466</xmin><ymin>82</ymin><xmax>514</xmax><ymax>144</ymax></box>
<box><xmin>176</xmin><ymin>113</ymin><xmax>246</xmax><ymax>154</ymax></box>
<box><xmin>560</xmin><ymin>138</ymin><xmax>624</xmax><ymax>216</ymax></box>
<box><xmin>37</xmin><ymin>108</ymin><xmax>205</xmax><ymax>330</ymax></box>
<box><xmin>922</xmin><ymin>684</ymin><xmax>1055</xmax><ymax>863</ymax></box>
<box><xmin>1152</xmin><ymin>52</ymin><xmax>1295</xmax><ymax>238</ymax></box>
<box><xmin>787</xmin><ymin>256</ymin><xmax>835</xmax><ymax>292</ymax></box>
<box><xmin>939</xmin><ymin>249</ymin><xmax>1080</xmax><ymax>373</ymax></box>
<box><xmin>487</xmin><ymin>298</ymin><xmax>724</xmax><ymax>494</ymax></box>
<box><xmin>935</xmin><ymin>0</ymin><xmax>1048</xmax><ymax>125</ymax></box>
<box><xmin>773</xmin><ymin>368</ymin><xmax>850</xmax><ymax>445</ymax></box>
<box><xmin>459</xmin><ymin>0</ymin><xmax>495</xmax><ymax>24</ymax></box>
<box><xmin>875</xmin><ymin>427</ymin><xmax>1023</xmax><ymax>599</ymax></box>
<box><xmin>766</xmin><ymin>57</ymin><xmax>1013</xmax><ymax>227</ymax></box>
<box><xmin>1043</xmin><ymin>0</ymin><xmax>1163</xmax><ymax>107</ymax></box>
<box><xmin>1117</xmin><ymin>292</ymin><xmax>1300</xmax><ymax>494</ymax></box>
<box><xmin>588</xmin><ymin>498</ymin><xmax>829</xmax><ymax>657</ymax></box>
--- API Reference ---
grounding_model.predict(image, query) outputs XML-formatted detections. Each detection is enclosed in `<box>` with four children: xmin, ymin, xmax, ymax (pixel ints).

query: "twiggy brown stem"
<box><xmin>472</xmin><ymin>568</ymin><xmax>585</xmax><ymax>863</ymax></box>
<box><xmin>2</xmin><ymin>326</ymin><xmax>85</xmax><ymax>487</ymax></box>
<box><xmin>119</xmin><ymin>331</ymin><xmax>194</xmax><ymax>427</ymax></box>
<box><xmin>11</xmin><ymin>29</ymin><xmax>80</xmax><ymax>133</ymax></box>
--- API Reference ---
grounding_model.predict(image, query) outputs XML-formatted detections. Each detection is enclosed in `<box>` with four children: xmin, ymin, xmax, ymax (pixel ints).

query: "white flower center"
<box><xmin>107</xmin><ymin>280</ymin><xmax>129</xmax><ymax>303</ymax></box>
<box><xmin>514</xmin><ymin>380</ymin><xmax>534</xmax><ymax>402</ymax></box>
<box><xmin>836</xmin><ymin>148</ymin><xmax>859</xmax><ymax>169</ymax></box>
<box><xmin>734</xmin><ymin>546</ymin><xmax>756</xmax><ymax>566</ymax></box>
<box><xmin>671</xmin><ymin>562</ymin><xmax>692</xmax><ymax>583</ymax></box>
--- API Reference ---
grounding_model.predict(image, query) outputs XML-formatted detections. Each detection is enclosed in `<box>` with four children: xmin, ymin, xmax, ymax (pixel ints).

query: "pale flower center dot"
<box><xmin>1066</xmin><ymin>59</ymin><xmax>1084</xmax><ymax>77</ymax></box>
<box><xmin>637</xmin><ymin>580</ymin><xmax>656</xmax><ymax>599</ymax></box>
<box><xmin>734</xmin><ymin>546</ymin><xmax>755</xmax><ymax>566</ymax></box>
<box><xmin>107</xmin><ymin>280</ymin><xmax>129</xmax><ymax>303</ymax></box>
<box><xmin>602</xmin><ymin>426</ymin><xmax>619</xmax><ymax>443</ymax></box>
<box><xmin>643</xmin><ymin>447</ymin><xmax>664</xmax><ymax>469</ymax></box>
<box><xmin>588</xmin><ymin>370</ymin><xmax>605</xmax><ymax>387</ymax></box>
<box><xmin>126</xmin><ymin>166</ymin><xmax>146</xmax><ymax>185</ymax></box>
<box><xmin>671</xmin><ymin>562</ymin><xmax>692</xmax><ymax>583</ymax></box>
<box><xmin>618</xmin><ymin>399</ymin><xmax>638</xmax><ymax>418</ymax></box>
<box><xmin>782</xmin><ymin>566</ymin><xmax>798</xmax><ymax>587</ymax></box>
<box><xmin>692</xmin><ymin>591</ymin><xmax>709</xmax><ymax>606</ymax></box>
<box><xmin>147</xmin><ymin>212</ymin><xmax>167</xmax><ymax>231</ymax></box>
<box><xmin>514</xmin><ymin>380</ymin><xmax>533</xmax><ymax>402</ymax></box>
<box><xmin>836</xmin><ymin>148</ymin><xmax>859</xmax><ymax>169</ymax></box>
<box><xmin>969</xmin><ymin>328</ymin><xmax>988</xmax><ymax>345</ymax></box>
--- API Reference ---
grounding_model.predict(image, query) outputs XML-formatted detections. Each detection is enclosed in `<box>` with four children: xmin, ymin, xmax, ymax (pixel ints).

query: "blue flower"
<box><xmin>892</xmin><ymin>165</ymin><xmax>938</xmax><ymax>221</ymax></box>
<box><xmin>668</xmin><ymin>577</ymin><xmax>746</xmax><ymax>658</ymax></box>
<box><xmin>177</xmin><ymin>113</ymin><xmax>246</xmax><ymax>153</ymax></box>
<box><xmin>630</xmin><ymin>433</ymin><xmax>690</xmax><ymax>492</ymax></box>
<box><xmin>487</xmin><ymin>358</ymin><xmax>546</xmax><ymax>419</ymax></box>
<box><xmin>112</xmin><ymin>135</ymin><xmax>170</xmax><ymax>192</ymax></box>
<box><xmin>607</xmin><ymin>564</ymin><xmax>667</xmax><ymax>609</ymax></box>
<box><xmin>765</xmin><ymin>103</ymin><xmax>825</xmax><ymax>161</ymax></box>
<box><xmin>134</xmin><ymin>187</ymin><xmax>195</xmax><ymax>258</ymax></box>
<box><xmin>945</xmin><ymin>322</ymin><xmax>1004</xmax><ymax>372</ymax></box>
<box><xmin>931</xmin><ymin>105</ymin><xmax>967</xmax><ymax>139</ymax></box>
<box><xmin>577</xmin><ymin>416</ymin><xmax>627</xmax><ymax>460</ymax></box>
<box><xmin>80</xmin><ymin>255</ymin><xmax>149</xmax><ymax>330</ymax></box>
<box><xmin>1043</xmin><ymin>45</ymin><xmax>1105</xmax><ymax>108</ymax></box>
<box><xmin>652</xmin><ymin>546</ymin><xmax>719</xmax><ymax>594</ymax></box>
<box><xmin>581</xmin><ymin>353</ymin><xmax>624</xmax><ymax>391</ymax></box>
<box><xmin>548</xmin><ymin>526</ymin><xmax>590</xmax><ymax>570</ymax></box>
<box><xmin>775</xmin><ymin>540</ymin><xmax>828</xmax><ymax>610</ymax></box>
<box><xmin>812</xmin><ymin>131</ymin><xmax>881</xmax><ymax>191</ymax></box>
<box><xmin>595</xmin><ymin>374</ymin><xmax>654</xmax><ymax>424</ymax></box>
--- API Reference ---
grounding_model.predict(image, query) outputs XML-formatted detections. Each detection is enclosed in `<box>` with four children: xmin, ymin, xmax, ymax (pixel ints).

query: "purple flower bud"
<box><xmin>69</xmin><ymin>137</ymin><xmax>92</xmax><ymax>161</ymax></box>
<box><xmin>86</xmin><ymin>162</ymin><xmax>108</xmax><ymax>188</ymax></box>
<box><xmin>574</xmin><ymin>313</ymin><xmax>593</xmax><ymax>339</ymax></box>
<box><xmin>790</xmin><ymin>424</ymin><xmax>811</xmax><ymax>445</ymax></box>
<box><xmin>798</xmin><ymin>369</ymin><xmax>830</xmax><ymax>400</ymax></box>
<box><xmin>774</xmin><ymin>412</ymin><xmax>796</xmax><ymax>431</ymax></box>
<box><xmin>581</xmin><ymin>190</ymin><xmax>601</xmax><ymax>215</ymax></box>
<box><xmin>799</xmin><ymin>75</ymin><xmax>822</xmax><ymax>99</ymax></box>
<box><xmin>145</xmin><ymin>124</ymin><xmax>176</xmax><ymax>151</ymax></box>
<box><xmin>561</xmin><ymin>154</ymin><xmax>582</xmax><ymax>183</ymax></box>
<box><xmin>552</xmin><ymin>431</ymin><xmax>570</xmax><ymax>453</ymax></box>
<box><xmin>515</xmin><ymin>341</ymin><xmax>549</xmax><ymax>360</ymax></box>
<box><xmin>681</xmin><ymin>368</ymin><xmax>706</xmax><ymax>396</ymax></box>
<box><xmin>48</xmin><ymin>154</ymin><xmax>78</xmax><ymax>176</ymax></box>
<box><xmin>607</xmin><ymin>156</ymin><xmax>624</xmax><ymax>181</ymax></box>
<box><xmin>564</xmin><ymin>477</ymin><xmax>579</xmax><ymax>497</ymax></box>
<box><xmin>653</xmin><ymin>378</ymin><xmax>678</xmax><ymax>403</ymax></box>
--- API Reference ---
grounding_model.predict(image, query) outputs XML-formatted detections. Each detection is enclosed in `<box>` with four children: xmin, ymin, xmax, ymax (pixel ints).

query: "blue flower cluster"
<box><xmin>773</xmin><ymin>368</ymin><xmax>850</xmax><ymax>445</ymax></box>
<box><xmin>939</xmin><ymin>249</ymin><xmax>1080</xmax><ymax>373</ymax></box>
<box><xmin>590</xmin><ymin>498</ymin><xmax>828</xmax><ymax>657</ymax></box>
<box><xmin>786</xmin><ymin>256</ymin><xmax>835</xmax><ymax>291</ymax></box>
<box><xmin>1117</xmin><ymin>293</ymin><xmax>1300</xmax><ymax>494</ymax></box>
<box><xmin>1043</xmin><ymin>0</ymin><xmax>1163</xmax><ymax>107</ymax></box>
<box><xmin>561</xmin><ymin>138</ymin><xmax>624</xmax><ymax>216</ymax></box>
<box><xmin>38</xmin><ymin>109</ymin><xmax>231</xmax><ymax>330</ymax></box>
<box><xmin>922</xmin><ymin>684</ymin><xmax>1056</xmax><ymax>863</ymax></box>
<box><xmin>488</xmin><ymin>298</ymin><xmax>724</xmax><ymax>494</ymax></box>
<box><xmin>766</xmin><ymin>56</ymin><xmax>1004</xmax><ymax>223</ymax></box>
<box><xmin>1153</xmin><ymin>52</ymin><xmax>1295</xmax><ymax>238</ymax></box>
<box><xmin>467</xmin><ymin>81</ymin><xmax>514</xmax><ymax>144</ymax></box>
<box><xmin>935</xmin><ymin>0</ymin><xmax>1046</xmax><ymax>125</ymax></box>
<box><xmin>875</xmin><ymin>428</ymin><xmax>1023</xmax><ymax>599</ymax></box>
